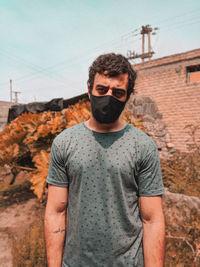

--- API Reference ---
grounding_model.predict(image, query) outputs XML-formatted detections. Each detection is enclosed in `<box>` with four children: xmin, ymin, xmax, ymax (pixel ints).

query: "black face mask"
<box><xmin>90</xmin><ymin>94</ymin><xmax>126</xmax><ymax>124</ymax></box>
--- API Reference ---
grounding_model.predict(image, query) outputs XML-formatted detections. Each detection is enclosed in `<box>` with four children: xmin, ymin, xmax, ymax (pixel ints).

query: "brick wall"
<box><xmin>130</xmin><ymin>48</ymin><xmax>200</xmax><ymax>152</ymax></box>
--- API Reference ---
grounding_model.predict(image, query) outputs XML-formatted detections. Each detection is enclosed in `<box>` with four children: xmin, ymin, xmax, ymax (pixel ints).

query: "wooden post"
<box><xmin>148</xmin><ymin>31</ymin><xmax>151</xmax><ymax>61</ymax></box>
<box><xmin>10</xmin><ymin>79</ymin><xmax>12</xmax><ymax>103</ymax></box>
<box><xmin>142</xmin><ymin>32</ymin><xmax>145</xmax><ymax>63</ymax></box>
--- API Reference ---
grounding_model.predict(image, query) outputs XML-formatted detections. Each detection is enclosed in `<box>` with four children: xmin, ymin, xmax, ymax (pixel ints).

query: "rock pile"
<box><xmin>127</xmin><ymin>96</ymin><xmax>176</xmax><ymax>159</ymax></box>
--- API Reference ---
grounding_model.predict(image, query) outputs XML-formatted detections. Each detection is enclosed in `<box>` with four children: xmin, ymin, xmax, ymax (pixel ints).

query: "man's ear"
<box><xmin>87</xmin><ymin>83</ymin><xmax>91</xmax><ymax>99</ymax></box>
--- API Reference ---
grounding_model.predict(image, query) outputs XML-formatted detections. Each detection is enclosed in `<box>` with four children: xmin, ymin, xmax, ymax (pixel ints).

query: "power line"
<box><xmin>153</xmin><ymin>7</ymin><xmax>200</xmax><ymax>26</ymax></box>
<box><xmin>0</xmin><ymin>29</ymin><xmax>142</xmax><ymax>88</ymax></box>
<box><xmin>158</xmin><ymin>16</ymin><xmax>200</xmax><ymax>31</ymax></box>
<box><xmin>0</xmin><ymin>8</ymin><xmax>199</xmax><ymax>93</ymax></box>
<box><xmin>0</xmin><ymin>48</ymin><xmax>67</xmax><ymax>84</ymax></box>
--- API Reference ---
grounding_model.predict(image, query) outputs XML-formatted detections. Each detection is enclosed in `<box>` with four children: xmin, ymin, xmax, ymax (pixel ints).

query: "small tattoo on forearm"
<box><xmin>53</xmin><ymin>228</ymin><xmax>66</xmax><ymax>234</ymax></box>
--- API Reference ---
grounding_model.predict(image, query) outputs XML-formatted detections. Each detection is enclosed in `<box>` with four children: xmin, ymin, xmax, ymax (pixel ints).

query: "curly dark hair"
<box><xmin>88</xmin><ymin>53</ymin><xmax>137</xmax><ymax>99</ymax></box>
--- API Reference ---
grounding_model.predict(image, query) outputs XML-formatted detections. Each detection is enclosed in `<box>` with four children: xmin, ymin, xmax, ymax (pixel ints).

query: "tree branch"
<box><xmin>166</xmin><ymin>234</ymin><xmax>195</xmax><ymax>254</ymax></box>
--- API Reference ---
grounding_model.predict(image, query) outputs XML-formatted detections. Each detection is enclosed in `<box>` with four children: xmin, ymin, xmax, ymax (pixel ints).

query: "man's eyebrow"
<box><xmin>96</xmin><ymin>84</ymin><xmax>108</xmax><ymax>89</ymax></box>
<box><xmin>112</xmin><ymin>88</ymin><xmax>126</xmax><ymax>91</ymax></box>
<box><xmin>96</xmin><ymin>84</ymin><xmax>125</xmax><ymax>91</ymax></box>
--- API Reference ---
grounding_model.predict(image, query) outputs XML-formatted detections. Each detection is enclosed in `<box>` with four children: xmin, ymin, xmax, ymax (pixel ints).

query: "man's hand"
<box><xmin>139</xmin><ymin>195</ymin><xmax>165</xmax><ymax>267</ymax></box>
<box><xmin>44</xmin><ymin>185</ymin><xmax>68</xmax><ymax>267</ymax></box>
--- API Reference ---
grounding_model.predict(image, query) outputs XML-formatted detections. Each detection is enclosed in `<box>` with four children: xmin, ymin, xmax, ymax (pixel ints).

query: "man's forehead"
<box><xmin>94</xmin><ymin>72</ymin><xmax>128</xmax><ymax>82</ymax></box>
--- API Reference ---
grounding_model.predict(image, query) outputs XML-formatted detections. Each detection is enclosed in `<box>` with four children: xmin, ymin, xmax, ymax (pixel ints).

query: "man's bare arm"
<box><xmin>139</xmin><ymin>196</ymin><xmax>165</xmax><ymax>267</ymax></box>
<box><xmin>44</xmin><ymin>184</ymin><xmax>68</xmax><ymax>267</ymax></box>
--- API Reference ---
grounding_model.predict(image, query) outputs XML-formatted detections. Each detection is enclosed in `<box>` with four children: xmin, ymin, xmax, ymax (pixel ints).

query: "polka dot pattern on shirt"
<box><xmin>47</xmin><ymin>122</ymin><xmax>164</xmax><ymax>267</ymax></box>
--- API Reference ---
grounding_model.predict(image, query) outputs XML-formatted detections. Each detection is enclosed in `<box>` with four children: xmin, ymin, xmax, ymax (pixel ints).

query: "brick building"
<box><xmin>128</xmin><ymin>48</ymin><xmax>200</xmax><ymax>154</ymax></box>
<box><xmin>1</xmin><ymin>49</ymin><xmax>200</xmax><ymax>154</ymax></box>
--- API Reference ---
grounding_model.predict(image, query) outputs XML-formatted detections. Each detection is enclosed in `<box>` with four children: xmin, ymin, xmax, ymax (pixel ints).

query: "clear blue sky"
<box><xmin>0</xmin><ymin>0</ymin><xmax>199</xmax><ymax>103</ymax></box>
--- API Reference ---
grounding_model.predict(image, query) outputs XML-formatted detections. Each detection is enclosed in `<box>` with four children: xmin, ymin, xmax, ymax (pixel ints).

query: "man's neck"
<box><xmin>85</xmin><ymin>116</ymin><xmax>126</xmax><ymax>133</ymax></box>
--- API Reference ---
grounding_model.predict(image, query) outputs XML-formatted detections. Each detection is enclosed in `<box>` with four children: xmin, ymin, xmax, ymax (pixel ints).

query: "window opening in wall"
<box><xmin>186</xmin><ymin>65</ymin><xmax>200</xmax><ymax>83</ymax></box>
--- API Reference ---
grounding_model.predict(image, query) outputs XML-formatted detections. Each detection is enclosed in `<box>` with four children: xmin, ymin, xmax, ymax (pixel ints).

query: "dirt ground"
<box><xmin>0</xmin><ymin>198</ymin><xmax>44</xmax><ymax>267</ymax></box>
<box><xmin>0</xmin><ymin>168</ymin><xmax>45</xmax><ymax>267</ymax></box>
<box><xmin>0</xmin><ymin>168</ymin><xmax>199</xmax><ymax>266</ymax></box>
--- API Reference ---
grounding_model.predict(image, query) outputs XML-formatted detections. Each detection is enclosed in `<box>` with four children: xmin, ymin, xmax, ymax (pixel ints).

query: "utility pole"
<box><xmin>141</xmin><ymin>25</ymin><xmax>154</xmax><ymax>62</ymax></box>
<box><xmin>13</xmin><ymin>91</ymin><xmax>21</xmax><ymax>104</ymax></box>
<box><xmin>10</xmin><ymin>79</ymin><xmax>13</xmax><ymax>103</ymax></box>
<box><xmin>9</xmin><ymin>80</ymin><xmax>21</xmax><ymax>103</ymax></box>
<box><xmin>127</xmin><ymin>25</ymin><xmax>158</xmax><ymax>62</ymax></box>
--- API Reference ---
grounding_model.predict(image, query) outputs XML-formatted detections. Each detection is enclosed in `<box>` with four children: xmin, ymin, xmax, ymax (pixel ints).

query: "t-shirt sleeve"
<box><xmin>137</xmin><ymin>145</ymin><xmax>164</xmax><ymax>196</ymax></box>
<box><xmin>46</xmin><ymin>141</ymin><xmax>69</xmax><ymax>187</ymax></box>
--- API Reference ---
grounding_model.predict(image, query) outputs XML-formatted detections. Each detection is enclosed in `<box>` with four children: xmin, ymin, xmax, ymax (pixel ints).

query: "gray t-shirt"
<box><xmin>47</xmin><ymin>122</ymin><xmax>164</xmax><ymax>267</ymax></box>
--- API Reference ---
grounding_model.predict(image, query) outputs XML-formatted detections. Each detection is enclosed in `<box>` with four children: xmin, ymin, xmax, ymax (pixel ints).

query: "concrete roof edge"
<box><xmin>132</xmin><ymin>48</ymin><xmax>200</xmax><ymax>71</ymax></box>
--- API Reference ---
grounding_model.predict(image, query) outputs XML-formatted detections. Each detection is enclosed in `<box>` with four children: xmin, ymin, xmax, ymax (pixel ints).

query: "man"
<box><xmin>45</xmin><ymin>53</ymin><xmax>165</xmax><ymax>267</ymax></box>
